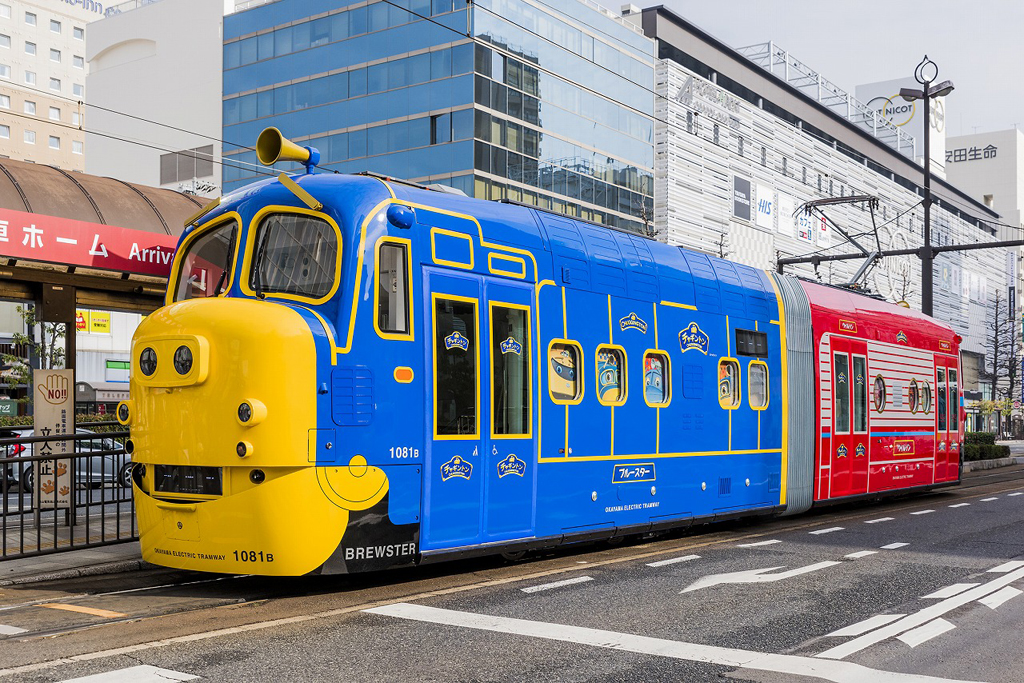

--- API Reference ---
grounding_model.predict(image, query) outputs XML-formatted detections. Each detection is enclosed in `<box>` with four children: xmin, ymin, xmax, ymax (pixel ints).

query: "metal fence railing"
<box><xmin>1</xmin><ymin>422</ymin><xmax>136</xmax><ymax>560</ymax></box>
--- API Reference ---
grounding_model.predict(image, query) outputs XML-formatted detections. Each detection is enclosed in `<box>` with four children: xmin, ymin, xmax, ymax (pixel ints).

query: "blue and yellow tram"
<box><xmin>120</xmin><ymin>130</ymin><xmax>961</xmax><ymax>576</ymax></box>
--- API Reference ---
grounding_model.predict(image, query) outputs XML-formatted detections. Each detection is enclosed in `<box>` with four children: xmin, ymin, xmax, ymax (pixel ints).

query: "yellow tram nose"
<box><xmin>127</xmin><ymin>297</ymin><xmax>349</xmax><ymax>575</ymax></box>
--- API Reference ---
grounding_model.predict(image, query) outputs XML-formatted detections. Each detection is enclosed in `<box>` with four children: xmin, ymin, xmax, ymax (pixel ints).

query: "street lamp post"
<box><xmin>900</xmin><ymin>56</ymin><xmax>954</xmax><ymax>317</ymax></box>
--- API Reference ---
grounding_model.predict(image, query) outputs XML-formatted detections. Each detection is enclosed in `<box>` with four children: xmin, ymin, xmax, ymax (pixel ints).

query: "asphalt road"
<box><xmin>0</xmin><ymin>467</ymin><xmax>1022</xmax><ymax>683</ymax></box>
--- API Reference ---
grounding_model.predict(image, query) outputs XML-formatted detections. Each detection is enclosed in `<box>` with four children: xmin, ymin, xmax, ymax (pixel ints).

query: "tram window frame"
<box><xmin>247</xmin><ymin>209</ymin><xmax>341</xmax><ymax>304</ymax></box>
<box><xmin>833</xmin><ymin>353</ymin><xmax>850</xmax><ymax>434</ymax></box>
<box><xmin>852</xmin><ymin>355</ymin><xmax>867</xmax><ymax>433</ymax></box>
<box><xmin>873</xmin><ymin>374</ymin><xmax>887</xmax><ymax>413</ymax></box>
<box><xmin>949</xmin><ymin>368</ymin><xmax>959</xmax><ymax>431</ymax></box>
<box><xmin>718</xmin><ymin>358</ymin><xmax>741</xmax><ymax>410</ymax></box>
<box><xmin>908</xmin><ymin>378</ymin><xmax>920</xmax><ymax>413</ymax></box>
<box><xmin>432</xmin><ymin>295</ymin><xmax>479</xmax><ymax>438</ymax></box>
<box><xmin>735</xmin><ymin>329</ymin><xmax>768</xmax><ymax>357</ymax></box>
<box><xmin>747</xmin><ymin>360</ymin><xmax>769</xmax><ymax>410</ymax></box>
<box><xmin>642</xmin><ymin>351</ymin><xmax>671</xmax><ymax>408</ymax></box>
<box><xmin>374</xmin><ymin>237</ymin><xmax>413</xmax><ymax>339</ymax></box>
<box><xmin>595</xmin><ymin>345</ymin><xmax>627</xmax><ymax>407</ymax></box>
<box><xmin>922</xmin><ymin>381</ymin><xmax>932</xmax><ymax>413</ymax></box>
<box><xmin>490</xmin><ymin>302</ymin><xmax>531</xmax><ymax>438</ymax></box>
<box><xmin>172</xmin><ymin>217</ymin><xmax>238</xmax><ymax>303</ymax></box>
<box><xmin>548</xmin><ymin>339</ymin><xmax>583</xmax><ymax>405</ymax></box>
<box><xmin>937</xmin><ymin>368</ymin><xmax>947</xmax><ymax>431</ymax></box>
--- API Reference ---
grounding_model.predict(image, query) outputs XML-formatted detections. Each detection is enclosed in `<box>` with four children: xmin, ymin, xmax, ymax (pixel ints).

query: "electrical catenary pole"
<box><xmin>899</xmin><ymin>56</ymin><xmax>954</xmax><ymax>317</ymax></box>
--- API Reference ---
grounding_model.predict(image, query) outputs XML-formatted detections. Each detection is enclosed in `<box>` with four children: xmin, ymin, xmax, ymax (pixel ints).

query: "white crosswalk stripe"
<box><xmin>57</xmin><ymin>665</ymin><xmax>198</xmax><ymax>682</ymax></box>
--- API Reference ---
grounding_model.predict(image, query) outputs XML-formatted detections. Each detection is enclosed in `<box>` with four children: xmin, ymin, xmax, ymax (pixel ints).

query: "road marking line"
<box><xmin>978</xmin><ymin>586</ymin><xmax>1021</xmax><ymax>610</ymax></box>
<box><xmin>1008</xmin><ymin>492</ymin><xmax>1023</xmax><ymax>497</ymax></box>
<box><xmin>0</xmin><ymin>625</ymin><xmax>26</xmax><ymax>636</ymax></box>
<box><xmin>980</xmin><ymin>497</ymin><xmax>999</xmax><ymax>502</ymax></box>
<box><xmin>910</xmin><ymin>510</ymin><xmax>935</xmax><ymax>516</ymax></box>
<box><xmin>866</xmin><ymin>517</ymin><xmax>894</xmax><ymax>524</ymax></box>
<box><xmin>366</xmin><ymin>603</ymin><xmax>980</xmax><ymax>683</ymax></box>
<box><xmin>987</xmin><ymin>561</ymin><xmax>1024</xmax><ymax>573</ymax></box>
<box><xmin>948</xmin><ymin>503</ymin><xmax>970</xmax><ymax>508</ymax></box>
<box><xmin>646</xmin><ymin>555</ymin><xmax>700</xmax><ymax>568</ymax></box>
<box><xmin>737</xmin><ymin>540</ymin><xmax>781</xmax><ymax>547</ymax></box>
<box><xmin>681</xmin><ymin>561</ymin><xmax>841</xmax><ymax>593</ymax></box>
<box><xmin>881</xmin><ymin>543</ymin><xmax>909</xmax><ymax>550</ymax></box>
<box><xmin>810</xmin><ymin>527</ymin><xmax>844</xmax><ymax>535</ymax></box>
<box><xmin>897</xmin><ymin>618</ymin><xmax>955</xmax><ymax>648</ymax></box>
<box><xmin>57</xmin><ymin>665</ymin><xmax>198</xmax><ymax>682</ymax></box>
<box><xmin>826</xmin><ymin>614</ymin><xmax>905</xmax><ymax>637</ymax></box>
<box><xmin>521</xmin><ymin>576</ymin><xmax>594</xmax><ymax>593</ymax></box>
<box><xmin>845</xmin><ymin>551</ymin><xmax>877</xmax><ymax>559</ymax></box>
<box><xmin>922</xmin><ymin>584</ymin><xmax>979</xmax><ymax>599</ymax></box>
<box><xmin>817</xmin><ymin>565</ymin><xmax>1024</xmax><ymax>660</ymax></box>
<box><xmin>38</xmin><ymin>604</ymin><xmax>127</xmax><ymax>619</ymax></box>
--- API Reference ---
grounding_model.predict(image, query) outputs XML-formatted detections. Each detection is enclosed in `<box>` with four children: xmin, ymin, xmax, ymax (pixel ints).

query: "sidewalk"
<box><xmin>0</xmin><ymin>541</ymin><xmax>148</xmax><ymax>587</ymax></box>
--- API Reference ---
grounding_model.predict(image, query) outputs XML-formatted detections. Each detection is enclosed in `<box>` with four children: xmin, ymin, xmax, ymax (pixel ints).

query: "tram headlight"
<box><xmin>173</xmin><ymin>345</ymin><xmax>193</xmax><ymax>375</ymax></box>
<box><xmin>139</xmin><ymin>347</ymin><xmax>157</xmax><ymax>376</ymax></box>
<box><xmin>116</xmin><ymin>400</ymin><xmax>133</xmax><ymax>425</ymax></box>
<box><xmin>236</xmin><ymin>399</ymin><xmax>267</xmax><ymax>426</ymax></box>
<box><xmin>249</xmin><ymin>468</ymin><xmax>265</xmax><ymax>484</ymax></box>
<box><xmin>237</xmin><ymin>440</ymin><xmax>253</xmax><ymax>458</ymax></box>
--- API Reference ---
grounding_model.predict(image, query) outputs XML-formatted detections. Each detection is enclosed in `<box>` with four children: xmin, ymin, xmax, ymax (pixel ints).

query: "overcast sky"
<box><xmin>659</xmin><ymin>0</ymin><xmax>1024</xmax><ymax>138</ymax></box>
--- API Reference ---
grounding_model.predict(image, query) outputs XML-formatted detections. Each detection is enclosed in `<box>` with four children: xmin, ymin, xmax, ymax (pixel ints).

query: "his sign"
<box><xmin>33</xmin><ymin>370</ymin><xmax>73</xmax><ymax>510</ymax></box>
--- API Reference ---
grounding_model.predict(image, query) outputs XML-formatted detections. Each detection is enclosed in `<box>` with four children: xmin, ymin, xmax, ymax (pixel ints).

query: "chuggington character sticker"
<box><xmin>644</xmin><ymin>355</ymin><xmax>665</xmax><ymax>403</ymax></box>
<box><xmin>497</xmin><ymin>453</ymin><xmax>526</xmax><ymax>478</ymax></box>
<box><xmin>619</xmin><ymin>312</ymin><xmax>648</xmax><ymax>334</ymax></box>
<box><xmin>855</xmin><ymin>443</ymin><xmax>866</xmax><ymax>457</ymax></box>
<box><xmin>549</xmin><ymin>345</ymin><xmax>578</xmax><ymax>401</ymax></box>
<box><xmin>500</xmin><ymin>336</ymin><xmax>522</xmax><ymax>355</ymax></box>
<box><xmin>440</xmin><ymin>455</ymin><xmax>472</xmax><ymax>481</ymax></box>
<box><xmin>896</xmin><ymin>331</ymin><xmax>909</xmax><ymax>344</ymax></box>
<box><xmin>837</xmin><ymin>444</ymin><xmax>848</xmax><ymax>458</ymax></box>
<box><xmin>597</xmin><ymin>350</ymin><xmax>622</xmax><ymax>402</ymax></box>
<box><xmin>679</xmin><ymin>322</ymin><xmax>710</xmax><ymax>354</ymax></box>
<box><xmin>444</xmin><ymin>331</ymin><xmax>469</xmax><ymax>351</ymax></box>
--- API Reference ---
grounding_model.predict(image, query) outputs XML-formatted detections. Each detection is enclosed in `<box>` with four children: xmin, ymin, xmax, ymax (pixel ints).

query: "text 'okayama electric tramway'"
<box><xmin>117</xmin><ymin>128</ymin><xmax>964</xmax><ymax>576</ymax></box>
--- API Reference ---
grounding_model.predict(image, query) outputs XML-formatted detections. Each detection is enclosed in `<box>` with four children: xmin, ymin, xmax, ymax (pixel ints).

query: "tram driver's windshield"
<box><xmin>249</xmin><ymin>213</ymin><xmax>338</xmax><ymax>300</ymax></box>
<box><xmin>173</xmin><ymin>221</ymin><xmax>238</xmax><ymax>302</ymax></box>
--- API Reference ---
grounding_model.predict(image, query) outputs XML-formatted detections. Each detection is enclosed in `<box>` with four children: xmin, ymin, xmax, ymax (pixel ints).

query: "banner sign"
<box><xmin>33</xmin><ymin>370</ymin><xmax>74</xmax><ymax>510</ymax></box>
<box><xmin>776</xmin><ymin>193</ymin><xmax>795</xmax><ymax>238</ymax></box>
<box><xmin>733</xmin><ymin>176</ymin><xmax>751</xmax><ymax>221</ymax></box>
<box><xmin>0</xmin><ymin>208</ymin><xmax>178</xmax><ymax>277</ymax></box>
<box><xmin>755</xmin><ymin>184</ymin><xmax>774</xmax><ymax>230</ymax></box>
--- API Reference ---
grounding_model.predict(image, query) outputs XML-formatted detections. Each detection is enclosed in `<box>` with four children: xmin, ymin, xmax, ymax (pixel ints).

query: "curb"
<box><xmin>962</xmin><ymin>457</ymin><xmax>1024</xmax><ymax>473</ymax></box>
<box><xmin>0</xmin><ymin>559</ymin><xmax>154</xmax><ymax>587</ymax></box>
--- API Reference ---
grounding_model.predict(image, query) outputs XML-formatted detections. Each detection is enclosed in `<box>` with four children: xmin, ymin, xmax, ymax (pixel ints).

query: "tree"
<box><xmin>1</xmin><ymin>304</ymin><xmax>65</xmax><ymax>402</ymax></box>
<box><xmin>984</xmin><ymin>290</ymin><xmax>1016</xmax><ymax>437</ymax></box>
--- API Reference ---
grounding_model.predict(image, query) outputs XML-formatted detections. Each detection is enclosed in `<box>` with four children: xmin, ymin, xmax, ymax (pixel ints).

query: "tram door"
<box><xmin>421</xmin><ymin>270</ymin><xmax>536</xmax><ymax>551</ymax></box>
<box><xmin>830</xmin><ymin>337</ymin><xmax>869</xmax><ymax>497</ymax></box>
<box><xmin>934</xmin><ymin>357</ymin><xmax>960</xmax><ymax>480</ymax></box>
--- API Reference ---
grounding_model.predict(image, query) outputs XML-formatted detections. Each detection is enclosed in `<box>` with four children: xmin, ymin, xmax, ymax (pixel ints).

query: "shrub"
<box><xmin>965</xmin><ymin>432</ymin><xmax>996</xmax><ymax>446</ymax></box>
<box><xmin>963</xmin><ymin>444</ymin><xmax>1011</xmax><ymax>461</ymax></box>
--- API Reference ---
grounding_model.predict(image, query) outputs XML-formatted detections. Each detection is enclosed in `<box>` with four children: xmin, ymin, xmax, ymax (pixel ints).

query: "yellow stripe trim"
<box><xmin>660</xmin><ymin>300</ymin><xmax>697</xmax><ymax>310</ymax></box>
<box><xmin>539</xmin><ymin>448</ymin><xmax>783</xmax><ymax>463</ymax></box>
<box><xmin>277</xmin><ymin>172</ymin><xmax>323</xmax><ymax>210</ymax></box>
<box><xmin>766</xmin><ymin>271</ymin><xmax>790</xmax><ymax>507</ymax></box>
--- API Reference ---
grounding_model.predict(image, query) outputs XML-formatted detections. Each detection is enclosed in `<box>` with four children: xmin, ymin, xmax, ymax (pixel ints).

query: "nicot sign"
<box><xmin>0</xmin><ymin>208</ymin><xmax>178</xmax><ymax>277</ymax></box>
<box><xmin>33</xmin><ymin>370</ymin><xmax>73</xmax><ymax>510</ymax></box>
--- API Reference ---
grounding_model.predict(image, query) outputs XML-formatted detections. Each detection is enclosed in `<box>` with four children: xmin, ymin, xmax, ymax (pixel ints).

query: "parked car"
<box><xmin>4</xmin><ymin>429</ymin><xmax>132</xmax><ymax>493</ymax></box>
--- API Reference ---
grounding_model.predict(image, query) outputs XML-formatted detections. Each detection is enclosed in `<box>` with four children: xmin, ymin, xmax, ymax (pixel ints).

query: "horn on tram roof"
<box><xmin>256</xmin><ymin>127</ymin><xmax>321</xmax><ymax>174</ymax></box>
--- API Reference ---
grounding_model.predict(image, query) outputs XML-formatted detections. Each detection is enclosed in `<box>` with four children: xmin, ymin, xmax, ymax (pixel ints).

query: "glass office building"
<box><xmin>222</xmin><ymin>0</ymin><xmax>654</xmax><ymax>232</ymax></box>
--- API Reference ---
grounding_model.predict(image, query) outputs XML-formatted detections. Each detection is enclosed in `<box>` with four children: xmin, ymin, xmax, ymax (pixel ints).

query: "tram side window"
<box><xmin>949</xmin><ymin>368</ymin><xmax>959</xmax><ymax>431</ymax></box>
<box><xmin>852</xmin><ymin>356</ymin><xmax>867</xmax><ymax>432</ymax></box>
<box><xmin>596</xmin><ymin>346</ymin><xmax>626</xmax><ymax>405</ymax></box>
<box><xmin>549</xmin><ymin>342</ymin><xmax>581</xmax><ymax>403</ymax></box>
<box><xmin>491</xmin><ymin>306</ymin><xmax>530</xmax><ymax>435</ymax></box>
<box><xmin>908</xmin><ymin>379</ymin><xmax>920</xmax><ymax>413</ymax></box>
<box><xmin>718</xmin><ymin>359</ymin><xmax>741</xmax><ymax>409</ymax></box>
<box><xmin>376</xmin><ymin>242</ymin><xmax>409</xmax><ymax>334</ymax></box>
<box><xmin>873</xmin><ymin>375</ymin><xmax>887</xmax><ymax>412</ymax></box>
<box><xmin>922</xmin><ymin>382</ymin><xmax>932</xmax><ymax>413</ymax></box>
<box><xmin>735</xmin><ymin>329</ymin><xmax>768</xmax><ymax>357</ymax></box>
<box><xmin>174</xmin><ymin>220</ymin><xmax>237</xmax><ymax>302</ymax></box>
<box><xmin>834</xmin><ymin>354</ymin><xmax>850</xmax><ymax>433</ymax></box>
<box><xmin>643</xmin><ymin>352</ymin><xmax>670</xmax><ymax>406</ymax></box>
<box><xmin>250</xmin><ymin>213</ymin><xmax>338</xmax><ymax>299</ymax></box>
<box><xmin>434</xmin><ymin>298</ymin><xmax>477</xmax><ymax>436</ymax></box>
<box><xmin>748</xmin><ymin>361</ymin><xmax>768</xmax><ymax>409</ymax></box>
<box><xmin>937</xmin><ymin>368</ymin><xmax>947</xmax><ymax>431</ymax></box>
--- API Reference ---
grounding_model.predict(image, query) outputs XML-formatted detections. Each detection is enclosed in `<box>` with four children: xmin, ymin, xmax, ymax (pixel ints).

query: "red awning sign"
<box><xmin>0</xmin><ymin>208</ymin><xmax>179</xmax><ymax>277</ymax></box>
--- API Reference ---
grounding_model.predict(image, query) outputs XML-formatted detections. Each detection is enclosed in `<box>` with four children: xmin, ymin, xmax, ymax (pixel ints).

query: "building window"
<box><xmin>72</xmin><ymin>83</ymin><xmax>83</xmax><ymax>97</ymax></box>
<box><xmin>24</xmin><ymin>130</ymin><xmax>35</xmax><ymax>144</ymax></box>
<box><xmin>0</xmin><ymin>34</ymin><xmax>9</xmax><ymax>49</ymax></box>
<box><xmin>72</xmin><ymin>111</ymin><xmax>80</xmax><ymax>125</ymax></box>
<box><xmin>737</xmin><ymin>136</ymin><xmax>744</xmax><ymax>157</ymax></box>
<box><xmin>829</xmin><ymin>179</ymin><xmax>834</xmax><ymax>195</ymax></box>
<box><xmin>375</xmin><ymin>240</ymin><xmax>410</xmax><ymax>336</ymax></box>
<box><xmin>23</xmin><ymin>100</ymin><xmax>35</xmax><ymax>114</ymax></box>
<box><xmin>549</xmin><ymin>341</ymin><xmax>582</xmax><ymax>403</ymax></box>
<box><xmin>0</xmin><ymin>64</ymin><xmax>9</xmax><ymax>79</ymax></box>
<box><xmin>430</xmin><ymin>113</ymin><xmax>451</xmax><ymax>144</ymax></box>
<box><xmin>160</xmin><ymin>145</ymin><xmax>215</xmax><ymax>184</ymax></box>
<box><xmin>0</xmin><ymin>5</ymin><xmax>9</xmax><ymax>19</ymax></box>
<box><xmin>0</xmin><ymin>94</ymin><xmax>8</xmax><ymax>109</ymax></box>
<box><xmin>50</xmin><ymin>48</ymin><xmax>60</xmax><ymax>62</ymax></box>
<box><xmin>760</xmin><ymin>146</ymin><xmax>766</xmax><ymax>167</ymax></box>
<box><xmin>48</xmin><ymin>135</ymin><xmax>59</xmax><ymax>150</ymax></box>
<box><xmin>596</xmin><ymin>345</ymin><xmax>626</xmax><ymax>406</ymax></box>
<box><xmin>73</xmin><ymin>55</ymin><xmax>83</xmax><ymax>69</ymax></box>
<box><xmin>0</xmin><ymin>125</ymin><xmax>8</xmax><ymax>139</ymax></box>
<box><xmin>24</xmin><ymin>42</ymin><xmax>35</xmax><ymax>56</ymax></box>
<box><xmin>49</xmin><ymin>77</ymin><xmax>60</xmax><ymax>92</ymax></box>
<box><xmin>25</xmin><ymin>71</ymin><xmax>35</xmax><ymax>85</ymax></box>
<box><xmin>643</xmin><ymin>352</ymin><xmax>670</xmax><ymax>407</ymax></box>
<box><xmin>48</xmin><ymin>106</ymin><xmax>59</xmax><ymax>121</ymax></box>
<box><xmin>24</xmin><ymin>11</ymin><xmax>35</xmax><ymax>25</ymax></box>
<box><xmin>817</xmin><ymin>174</ymin><xmax>822</xmax><ymax>192</ymax></box>
<box><xmin>73</xmin><ymin>27</ymin><xmax>84</xmax><ymax>40</ymax></box>
<box><xmin>50</xmin><ymin>19</ymin><xmax>60</xmax><ymax>33</ymax></box>
<box><xmin>782</xmin><ymin>157</ymin><xmax>788</xmax><ymax>176</ymax></box>
<box><xmin>72</xmin><ymin>140</ymin><xmax>82</xmax><ymax>154</ymax></box>
<box><xmin>802</xmin><ymin>166</ymin><xmax>807</xmax><ymax>185</ymax></box>
<box><xmin>686</xmin><ymin>110</ymin><xmax>693</xmax><ymax>134</ymax></box>
<box><xmin>713</xmin><ymin>123</ymin><xmax>720</xmax><ymax>145</ymax></box>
